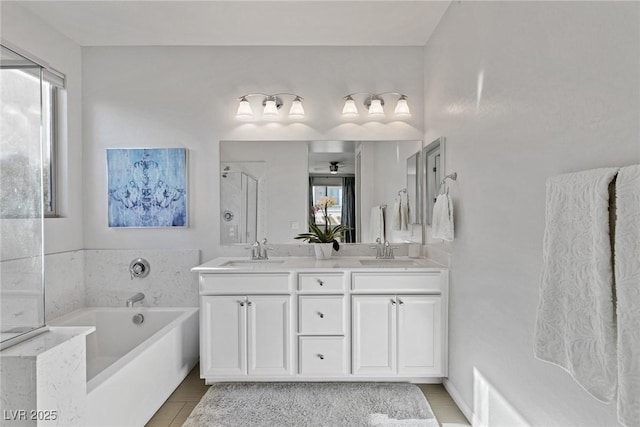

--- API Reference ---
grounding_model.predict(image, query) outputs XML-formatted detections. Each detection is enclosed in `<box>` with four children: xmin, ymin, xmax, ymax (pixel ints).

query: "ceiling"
<box><xmin>15</xmin><ymin>1</ymin><xmax>451</xmax><ymax>47</ymax></box>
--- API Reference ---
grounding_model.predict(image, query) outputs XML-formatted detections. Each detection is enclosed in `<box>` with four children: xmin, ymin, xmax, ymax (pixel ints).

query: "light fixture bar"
<box><xmin>235</xmin><ymin>92</ymin><xmax>305</xmax><ymax>121</ymax></box>
<box><xmin>341</xmin><ymin>92</ymin><xmax>410</xmax><ymax>120</ymax></box>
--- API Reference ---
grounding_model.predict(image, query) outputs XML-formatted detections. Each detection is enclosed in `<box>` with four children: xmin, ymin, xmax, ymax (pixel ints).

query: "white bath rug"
<box><xmin>183</xmin><ymin>382</ymin><xmax>439</xmax><ymax>427</ymax></box>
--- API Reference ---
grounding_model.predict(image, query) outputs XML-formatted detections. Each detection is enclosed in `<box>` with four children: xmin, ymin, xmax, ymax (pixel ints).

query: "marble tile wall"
<box><xmin>44</xmin><ymin>250</ymin><xmax>85</xmax><ymax>321</ymax></box>
<box><xmin>0</xmin><ymin>327</ymin><xmax>91</xmax><ymax>427</ymax></box>
<box><xmin>84</xmin><ymin>249</ymin><xmax>200</xmax><ymax>308</ymax></box>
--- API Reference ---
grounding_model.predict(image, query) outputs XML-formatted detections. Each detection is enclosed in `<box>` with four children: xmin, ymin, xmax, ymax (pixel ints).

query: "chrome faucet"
<box><xmin>382</xmin><ymin>241</ymin><xmax>399</xmax><ymax>259</ymax></box>
<box><xmin>370</xmin><ymin>238</ymin><xmax>384</xmax><ymax>258</ymax></box>
<box><xmin>249</xmin><ymin>241</ymin><xmax>261</xmax><ymax>260</ymax></box>
<box><xmin>248</xmin><ymin>238</ymin><xmax>274</xmax><ymax>260</ymax></box>
<box><xmin>126</xmin><ymin>292</ymin><xmax>145</xmax><ymax>308</ymax></box>
<box><xmin>260</xmin><ymin>238</ymin><xmax>274</xmax><ymax>260</ymax></box>
<box><xmin>370</xmin><ymin>239</ymin><xmax>398</xmax><ymax>259</ymax></box>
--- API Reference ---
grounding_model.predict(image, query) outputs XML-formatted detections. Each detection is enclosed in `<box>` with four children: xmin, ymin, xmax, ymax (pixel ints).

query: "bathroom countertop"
<box><xmin>192</xmin><ymin>256</ymin><xmax>447</xmax><ymax>273</ymax></box>
<box><xmin>0</xmin><ymin>326</ymin><xmax>95</xmax><ymax>358</ymax></box>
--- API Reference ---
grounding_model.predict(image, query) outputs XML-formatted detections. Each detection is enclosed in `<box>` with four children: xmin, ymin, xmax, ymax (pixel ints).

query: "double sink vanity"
<box><xmin>192</xmin><ymin>256</ymin><xmax>448</xmax><ymax>384</ymax></box>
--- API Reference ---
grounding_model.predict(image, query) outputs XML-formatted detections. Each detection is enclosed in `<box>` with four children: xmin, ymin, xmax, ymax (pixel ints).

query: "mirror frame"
<box><xmin>422</xmin><ymin>137</ymin><xmax>446</xmax><ymax>242</ymax></box>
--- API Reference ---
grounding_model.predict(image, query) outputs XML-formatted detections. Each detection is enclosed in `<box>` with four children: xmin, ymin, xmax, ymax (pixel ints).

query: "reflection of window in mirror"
<box><xmin>311</xmin><ymin>184</ymin><xmax>343</xmax><ymax>226</ymax></box>
<box><xmin>423</xmin><ymin>137</ymin><xmax>445</xmax><ymax>226</ymax></box>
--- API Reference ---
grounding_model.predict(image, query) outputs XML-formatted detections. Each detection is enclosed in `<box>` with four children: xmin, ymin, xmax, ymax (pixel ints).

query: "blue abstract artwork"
<box><xmin>107</xmin><ymin>148</ymin><xmax>187</xmax><ymax>227</ymax></box>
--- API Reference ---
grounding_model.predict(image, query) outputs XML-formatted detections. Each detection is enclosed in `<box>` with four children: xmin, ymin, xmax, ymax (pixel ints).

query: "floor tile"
<box><xmin>145</xmin><ymin>401</ymin><xmax>184</xmax><ymax>427</ymax></box>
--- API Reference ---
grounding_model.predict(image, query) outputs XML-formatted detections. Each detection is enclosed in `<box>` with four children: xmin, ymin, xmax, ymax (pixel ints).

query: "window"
<box><xmin>312</xmin><ymin>185</ymin><xmax>343</xmax><ymax>226</ymax></box>
<box><xmin>0</xmin><ymin>47</ymin><xmax>64</xmax><ymax>218</ymax></box>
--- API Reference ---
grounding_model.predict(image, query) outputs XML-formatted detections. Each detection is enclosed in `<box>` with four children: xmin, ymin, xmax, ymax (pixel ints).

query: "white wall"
<box><xmin>424</xmin><ymin>2</ymin><xmax>640</xmax><ymax>426</ymax></box>
<box><xmin>1</xmin><ymin>2</ymin><xmax>84</xmax><ymax>255</ymax></box>
<box><xmin>82</xmin><ymin>46</ymin><xmax>424</xmax><ymax>260</ymax></box>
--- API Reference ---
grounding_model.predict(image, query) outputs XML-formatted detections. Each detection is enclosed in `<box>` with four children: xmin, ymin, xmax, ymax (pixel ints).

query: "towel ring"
<box><xmin>439</xmin><ymin>172</ymin><xmax>458</xmax><ymax>195</ymax></box>
<box><xmin>440</xmin><ymin>172</ymin><xmax>457</xmax><ymax>185</ymax></box>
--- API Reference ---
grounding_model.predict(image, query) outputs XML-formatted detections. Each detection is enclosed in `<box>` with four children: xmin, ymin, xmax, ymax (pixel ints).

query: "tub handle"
<box><xmin>130</xmin><ymin>258</ymin><xmax>150</xmax><ymax>280</ymax></box>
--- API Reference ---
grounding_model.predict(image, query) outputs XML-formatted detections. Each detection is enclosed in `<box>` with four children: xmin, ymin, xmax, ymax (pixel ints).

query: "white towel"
<box><xmin>400</xmin><ymin>193</ymin><xmax>411</xmax><ymax>231</ymax></box>
<box><xmin>534</xmin><ymin>167</ymin><xmax>619</xmax><ymax>403</ymax></box>
<box><xmin>615</xmin><ymin>165</ymin><xmax>640</xmax><ymax>427</ymax></box>
<box><xmin>392</xmin><ymin>197</ymin><xmax>401</xmax><ymax>231</ymax></box>
<box><xmin>431</xmin><ymin>192</ymin><xmax>453</xmax><ymax>241</ymax></box>
<box><xmin>369</xmin><ymin>206</ymin><xmax>385</xmax><ymax>243</ymax></box>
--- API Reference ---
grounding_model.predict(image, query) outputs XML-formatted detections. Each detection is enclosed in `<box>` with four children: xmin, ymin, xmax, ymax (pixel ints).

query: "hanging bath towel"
<box><xmin>615</xmin><ymin>165</ymin><xmax>640</xmax><ymax>427</ymax></box>
<box><xmin>431</xmin><ymin>191</ymin><xmax>453</xmax><ymax>241</ymax></box>
<box><xmin>534</xmin><ymin>167</ymin><xmax>619</xmax><ymax>403</ymax></box>
<box><xmin>392</xmin><ymin>197</ymin><xmax>402</xmax><ymax>231</ymax></box>
<box><xmin>369</xmin><ymin>206</ymin><xmax>386</xmax><ymax>243</ymax></box>
<box><xmin>400</xmin><ymin>193</ymin><xmax>411</xmax><ymax>231</ymax></box>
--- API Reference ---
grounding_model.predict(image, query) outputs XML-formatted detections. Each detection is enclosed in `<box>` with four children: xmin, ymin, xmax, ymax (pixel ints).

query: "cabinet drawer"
<box><xmin>351</xmin><ymin>272</ymin><xmax>442</xmax><ymax>293</ymax></box>
<box><xmin>200</xmin><ymin>273</ymin><xmax>291</xmax><ymax>294</ymax></box>
<box><xmin>299</xmin><ymin>337</ymin><xmax>347</xmax><ymax>375</ymax></box>
<box><xmin>298</xmin><ymin>273</ymin><xmax>345</xmax><ymax>292</ymax></box>
<box><xmin>298</xmin><ymin>296</ymin><xmax>346</xmax><ymax>335</ymax></box>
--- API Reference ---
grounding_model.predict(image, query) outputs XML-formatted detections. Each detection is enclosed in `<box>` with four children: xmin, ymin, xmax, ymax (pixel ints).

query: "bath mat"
<box><xmin>183</xmin><ymin>382</ymin><xmax>439</xmax><ymax>427</ymax></box>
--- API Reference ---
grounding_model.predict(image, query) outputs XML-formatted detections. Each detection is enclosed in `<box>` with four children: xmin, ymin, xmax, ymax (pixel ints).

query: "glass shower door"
<box><xmin>0</xmin><ymin>45</ymin><xmax>46</xmax><ymax>346</ymax></box>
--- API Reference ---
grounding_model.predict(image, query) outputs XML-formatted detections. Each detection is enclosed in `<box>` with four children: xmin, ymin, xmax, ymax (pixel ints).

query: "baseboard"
<box><xmin>442</xmin><ymin>378</ymin><xmax>473</xmax><ymax>425</ymax></box>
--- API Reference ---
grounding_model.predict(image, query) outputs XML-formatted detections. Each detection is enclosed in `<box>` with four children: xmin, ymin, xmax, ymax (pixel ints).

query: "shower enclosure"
<box><xmin>0</xmin><ymin>45</ymin><xmax>47</xmax><ymax>347</ymax></box>
<box><xmin>220</xmin><ymin>170</ymin><xmax>258</xmax><ymax>245</ymax></box>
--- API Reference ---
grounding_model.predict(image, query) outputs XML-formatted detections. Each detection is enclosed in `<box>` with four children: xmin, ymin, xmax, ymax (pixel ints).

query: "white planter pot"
<box><xmin>313</xmin><ymin>243</ymin><xmax>333</xmax><ymax>260</ymax></box>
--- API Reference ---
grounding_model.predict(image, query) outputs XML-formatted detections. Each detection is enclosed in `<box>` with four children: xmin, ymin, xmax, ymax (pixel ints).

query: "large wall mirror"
<box><xmin>220</xmin><ymin>140</ymin><xmax>423</xmax><ymax>245</ymax></box>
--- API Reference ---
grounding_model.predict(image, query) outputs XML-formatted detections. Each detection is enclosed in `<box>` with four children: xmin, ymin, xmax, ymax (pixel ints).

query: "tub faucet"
<box><xmin>126</xmin><ymin>292</ymin><xmax>145</xmax><ymax>308</ymax></box>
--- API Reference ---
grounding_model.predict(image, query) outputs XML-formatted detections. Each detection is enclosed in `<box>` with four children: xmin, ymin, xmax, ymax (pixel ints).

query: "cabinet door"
<box><xmin>352</xmin><ymin>295</ymin><xmax>396</xmax><ymax>375</ymax></box>
<box><xmin>397</xmin><ymin>295</ymin><xmax>442</xmax><ymax>376</ymax></box>
<box><xmin>247</xmin><ymin>295</ymin><xmax>292</xmax><ymax>376</ymax></box>
<box><xmin>201</xmin><ymin>296</ymin><xmax>246</xmax><ymax>377</ymax></box>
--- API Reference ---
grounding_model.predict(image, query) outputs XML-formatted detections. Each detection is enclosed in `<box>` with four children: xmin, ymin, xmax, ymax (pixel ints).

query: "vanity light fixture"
<box><xmin>235</xmin><ymin>93</ymin><xmax>305</xmax><ymax>121</ymax></box>
<box><xmin>341</xmin><ymin>92</ymin><xmax>411</xmax><ymax>120</ymax></box>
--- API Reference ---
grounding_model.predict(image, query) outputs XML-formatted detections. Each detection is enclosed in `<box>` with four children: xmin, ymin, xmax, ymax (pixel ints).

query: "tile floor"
<box><xmin>146</xmin><ymin>364</ymin><xmax>470</xmax><ymax>427</ymax></box>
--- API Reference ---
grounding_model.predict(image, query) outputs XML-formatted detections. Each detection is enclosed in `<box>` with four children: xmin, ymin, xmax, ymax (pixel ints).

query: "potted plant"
<box><xmin>295</xmin><ymin>196</ymin><xmax>350</xmax><ymax>259</ymax></box>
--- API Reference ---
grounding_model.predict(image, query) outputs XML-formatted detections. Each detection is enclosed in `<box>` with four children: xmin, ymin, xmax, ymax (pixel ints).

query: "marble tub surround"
<box><xmin>44</xmin><ymin>250</ymin><xmax>85</xmax><ymax>321</ymax></box>
<box><xmin>0</xmin><ymin>327</ymin><xmax>94</xmax><ymax>427</ymax></box>
<box><xmin>84</xmin><ymin>249</ymin><xmax>200</xmax><ymax>307</ymax></box>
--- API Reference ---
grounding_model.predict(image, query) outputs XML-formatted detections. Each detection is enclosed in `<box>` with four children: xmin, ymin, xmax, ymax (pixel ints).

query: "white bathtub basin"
<box><xmin>50</xmin><ymin>307</ymin><xmax>198</xmax><ymax>427</ymax></box>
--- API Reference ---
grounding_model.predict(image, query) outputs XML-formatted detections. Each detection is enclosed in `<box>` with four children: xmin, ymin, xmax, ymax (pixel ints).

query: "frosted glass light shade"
<box><xmin>236</xmin><ymin>98</ymin><xmax>254</xmax><ymax>120</ymax></box>
<box><xmin>367</xmin><ymin>98</ymin><xmax>385</xmax><ymax>118</ymax></box>
<box><xmin>394</xmin><ymin>96</ymin><xmax>411</xmax><ymax>118</ymax></box>
<box><xmin>289</xmin><ymin>97</ymin><xmax>305</xmax><ymax>118</ymax></box>
<box><xmin>342</xmin><ymin>97</ymin><xmax>359</xmax><ymax>118</ymax></box>
<box><xmin>263</xmin><ymin>99</ymin><xmax>279</xmax><ymax>118</ymax></box>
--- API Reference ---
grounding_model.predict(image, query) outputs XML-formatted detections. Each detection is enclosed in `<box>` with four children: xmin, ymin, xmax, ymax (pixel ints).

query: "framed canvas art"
<box><xmin>107</xmin><ymin>148</ymin><xmax>187</xmax><ymax>227</ymax></box>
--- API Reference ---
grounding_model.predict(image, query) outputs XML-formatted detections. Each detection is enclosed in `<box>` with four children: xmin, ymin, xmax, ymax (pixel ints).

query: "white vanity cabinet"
<box><xmin>352</xmin><ymin>295</ymin><xmax>442</xmax><ymax>376</ymax></box>
<box><xmin>351</xmin><ymin>271</ymin><xmax>446</xmax><ymax>377</ymax></box>
<box><xmin>194</xmin><ymin>259</ymin><xmax>448</xmax><ymax>383</ymax></box>
<box><xmin>199</xmin><ymin>273</ymin><xmax>293</xmax><ymax>380</ymax></box>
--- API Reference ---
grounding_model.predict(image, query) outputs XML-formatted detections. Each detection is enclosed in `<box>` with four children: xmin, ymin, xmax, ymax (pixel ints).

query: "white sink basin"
<box><xmin>221</xmin><ymin>260</ymin><xmax>285</xmax><ymax>267</ymax></box>
<box><xmin>359</xmin><ymin>259</ymin><xmax>420</xmax><ymax>267</ymax></box>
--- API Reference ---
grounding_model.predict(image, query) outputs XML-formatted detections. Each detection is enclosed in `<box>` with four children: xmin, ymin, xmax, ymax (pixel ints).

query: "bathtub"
<box><xmin>50</xmin><ymin>307</ymin><xmax>199</xmax><ymax>427</ymax></box>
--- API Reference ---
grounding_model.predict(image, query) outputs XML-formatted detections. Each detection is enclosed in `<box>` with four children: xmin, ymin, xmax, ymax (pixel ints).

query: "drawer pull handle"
<box><xmin>390</xmin><ymin>299</ymin><xmax>396</xmax><ymax>305</ymax></box>
<box><xmin>318</xmin><ymin>354</ymin><xmax>324</xmax><ymax>360</ymax></box>
<box><xmin>317</xmin><ymin>279</ymin><xmax>324</xmax><ymax>286</ymax></box>
<box><xmin>247</xmin><ymin>301</ymin><xmax>252</xmax><ymax>306</ymax></box>
<box><xmin>318</xmin><ymin>312</ymin><xmax>324</xmax><ymax>318</ymax></box>
<box><xmin>398</xmin><ymin>299</ymin><xmax>404</xmax><ymax>305</ymax></box>
<box><xmin>239</xmin><ymin>302</ymin><xmax>244</xmax><ymax>307</ymax></box>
